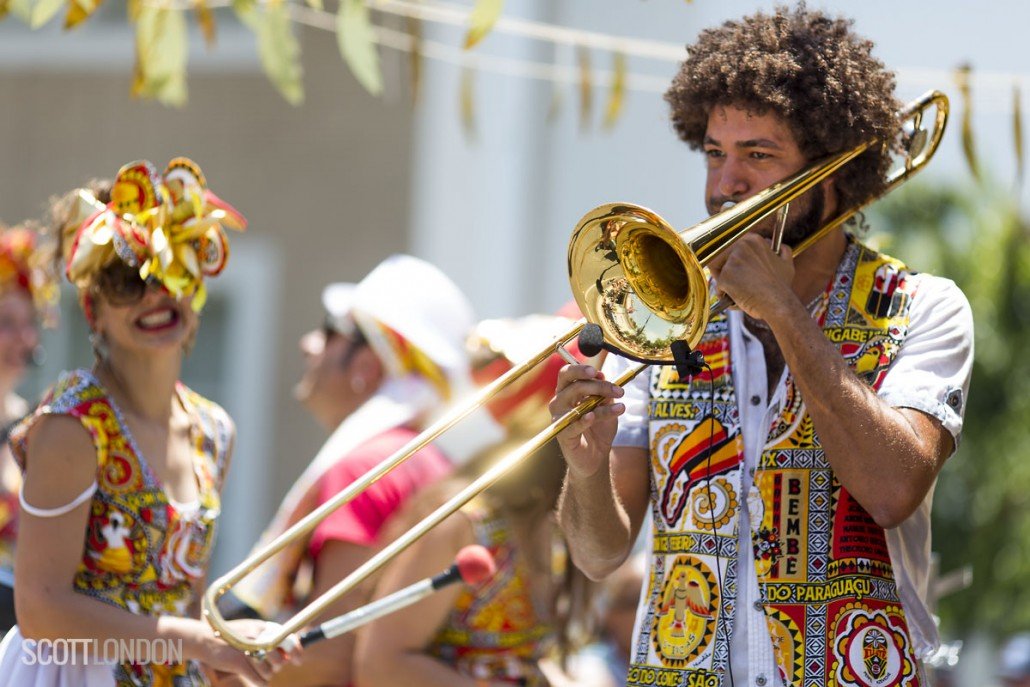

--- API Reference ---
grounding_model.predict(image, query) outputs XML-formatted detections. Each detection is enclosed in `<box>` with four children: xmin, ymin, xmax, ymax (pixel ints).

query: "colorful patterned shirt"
<box><xmin>9</xmin><ymin>369</ymin><xmax>234</xmax><ymax>686</ymax></box>
<box><xmin>606</xmin><ymin>241</ymin><xmax>973</xmax><ymax>686</ymax></box>
<box><xmin>427</xmin><ymin>501</ymin><xmax>555</xmax><ymax>685</ymax></box>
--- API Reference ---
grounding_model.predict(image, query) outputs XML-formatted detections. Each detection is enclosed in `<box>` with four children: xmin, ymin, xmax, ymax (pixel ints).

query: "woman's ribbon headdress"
<box><xmin>0</xmin><ymin>225</ymin><xmax>59</xmax><ymax>327</ymax></box>
<box><xmin>65</xmin><ymin>157</ymin><xmax>246</xmax><ymax>311</ymax></box>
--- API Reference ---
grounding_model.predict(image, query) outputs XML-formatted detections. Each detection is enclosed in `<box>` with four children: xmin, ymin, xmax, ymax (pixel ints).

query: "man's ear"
<box><xmin>348</xmin><ymin>345</ymin><xmax>385</xmax><ymax>387</ymax></box>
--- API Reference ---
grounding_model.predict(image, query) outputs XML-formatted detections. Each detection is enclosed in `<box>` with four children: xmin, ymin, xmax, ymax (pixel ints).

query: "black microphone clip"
<box><xmin>670</xmin><ymin>340</ymin><xmax>705</xmax><ymax>381</ymax></box>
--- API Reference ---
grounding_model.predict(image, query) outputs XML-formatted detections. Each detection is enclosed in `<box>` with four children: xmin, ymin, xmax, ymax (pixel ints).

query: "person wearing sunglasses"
<box><xmin>229</xmin><ymin>254</ymin><xmax>494</xmax><ymax>687</ymax></box>
<box><xmin>354</xmin><ymin>314</ymin><xmax>598</xmax><ymax>687</ymax></box>
<box><xmin>0</xmin><ymin>160</ymin><xmax>298</xmax><ymax>687</ymax></box>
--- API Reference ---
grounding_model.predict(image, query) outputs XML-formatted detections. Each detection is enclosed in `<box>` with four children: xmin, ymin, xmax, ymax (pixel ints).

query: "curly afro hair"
<box><xmin>665</xmin><ymin>4</ymin><xmax>900</xmax><ymax>211</ymax></box>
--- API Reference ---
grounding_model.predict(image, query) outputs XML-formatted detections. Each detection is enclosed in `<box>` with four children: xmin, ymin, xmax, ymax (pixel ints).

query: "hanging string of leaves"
<box><xmin>460</xmin><ymin>63</ymin><xmax>476</xmax><ymax>141</ymax></box>
<box><xmin>9</xmin><ymin>0</ymin><xmax>67</xmax><ymax>29</ymax></box>
<box><xmin>336</xmin><ymin>0</ymin><xmax>382</xmax><ymax>95</ymax></box>
<box><xmin>0</xmin><ymin>0</ymin><xmax>388</xmax><ymax>103</ymax></box>
<box><xmin>132</xmin><ymin>4</ymin><xmax>189</xmax><ymax>106</ymax></box>
<box><xmin>463</xmin><ymin>0</ymin><xmax>502</xmax><ymax>50</ymax></box>
<box><xmin>1015</xmin><ymin>83</ymin><xmax>1025</xmax><ymax>190</ymax></box>
<box><xmin>603</xmin><ymin>50</ymin><xmax>626</xmax><ymax>130</ymax></box>
<box><xmin>194</xmin><ymin>0</ymin><xmax>216</xmax><ymax>47</ymax></box>
<box><xmin>8</xmin><ymin>0</ymin><xmax>1029</xmax><ymax>183</ymax></box>
<box><xmin>577</xmin><ymin>44</ymin><xmax>592</xmax><ymax>132</ymax></box>
<box><xmin>256</xmin><ymin>1</ymin><xmax>304</xmax><ymax>104</ymax></box>
<box><xmin>407</xmin><ymin>14</ymin><xmax>423</xmax><ymax>105</ymax></box>
<box><xmin>954</xmin><ymin>63</ymin><xmax>981</xmax><ymax>182</ymax></box>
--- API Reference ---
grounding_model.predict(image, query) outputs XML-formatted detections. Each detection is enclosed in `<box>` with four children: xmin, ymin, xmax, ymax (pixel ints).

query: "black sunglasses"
<box><xmin>95</xmin><ymin>262</ymin><xmax>155</xmax><ymax>306</ymax></box>
<box><xmin>321</xmin><ymin>316</ymin><xmax>367</xmax><ymax>366</ymax></box>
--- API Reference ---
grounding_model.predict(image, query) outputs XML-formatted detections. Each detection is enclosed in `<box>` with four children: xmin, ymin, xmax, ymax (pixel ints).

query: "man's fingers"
<box><xmin>557</xmin><ymin>403</ymin><xmax>625</xmax><ymax>441</ymax></box>
<box><xmin>247</xmin><ymin>656</ymin><xmax>273</xmax><ymax>683</ymax></box>
<box><xmin>264</xmin><ymin>649</ymin><xmax>288</xmax><ymax>671</ymax></box>
<box><xmin>557</xmin><ymin>412</ymin><xmax>599</xmax><ymax>442</ymax></box>
<box><xmin>236</xmin><ymin>660</ymin><xmax>268</xmax><ymax>685</ymax></box>
<box><xmin>556</xmin><ymin>364</ymin><xmax>603</xmax><ymax>390</ymax></box>
<box><xmin>549</xmin><ymin>380</ymin><xmax>622</xmax><ymax>419</ymax></box>
<box><xmin>707</xmin><ymin>251</ymin><xmax>729</xmax><ymax>274</ymax></box>
<box><xmin>274</xmin><ymin>634</ymin><xmax>302</xmax><ymax>666</ymax></box>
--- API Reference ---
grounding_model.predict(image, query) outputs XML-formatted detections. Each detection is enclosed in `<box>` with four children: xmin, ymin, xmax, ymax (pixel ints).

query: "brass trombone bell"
<box><xmin>568</xmin><ymin>90</ymin><xmax>948</xmax><ymax>362</ymax></box>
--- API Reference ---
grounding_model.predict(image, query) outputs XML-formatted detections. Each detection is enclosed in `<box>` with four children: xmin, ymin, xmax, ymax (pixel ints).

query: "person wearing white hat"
<box><xmin>354</xmin><ymin>313</ymin><xmax>598</xmax><ymax>687</ymax></box>
<box><xmin>231</xmin><ymin>254</ymin><xmax>493</xmax><ymax>687</ymax></box>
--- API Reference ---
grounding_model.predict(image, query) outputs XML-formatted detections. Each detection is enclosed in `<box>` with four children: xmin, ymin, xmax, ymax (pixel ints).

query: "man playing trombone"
<box><xmin>552</xmin><ymin>6</ymin><xmax>973</xmax><ymax>687</ymax></box>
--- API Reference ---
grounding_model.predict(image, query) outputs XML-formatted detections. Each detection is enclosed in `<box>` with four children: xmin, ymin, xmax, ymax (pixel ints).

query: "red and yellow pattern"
<box><xmin>64</xmin><ymin>157</ymin><xmax>246</xmax><ymax>312</ymax></box>
<box><xmin>0</xmin><ymin>224</ymin><xmax>59</xmax><ymax>326</ymax></box>
<box><xmin>631</xmin><ymin>241</ymin><xmax>923</xmax><ymax>687</ymax></box>
<box><xmin>427</xmin><ymin>500</ymin><xmax>554</xmax><ymax>685</ymax></box>
<box><xmin>9</xmin><ymin>369</ymin><xmax>234</xmax><ymax>687</ymax></box>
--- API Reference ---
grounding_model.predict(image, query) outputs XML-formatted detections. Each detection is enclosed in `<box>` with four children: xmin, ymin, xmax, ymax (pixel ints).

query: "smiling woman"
<box><xmin>0</xmin><ymin>159</ymin><xmax>300</xmax><ymax>687</ymax></box>
<box><xmin>87</xmin><ymin>260</ymin><xmax>200</xmax><ymax>359</ymax></box>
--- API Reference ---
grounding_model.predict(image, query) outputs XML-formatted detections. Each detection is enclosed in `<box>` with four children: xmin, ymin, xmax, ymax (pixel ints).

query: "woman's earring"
<box><xmin>183</xmin><ymin>320</ymin><xmax>199</xmax><ymax>357</ymax></box>
<box><xmin>89</xmin><ymin>330</ymin><xmax>109</xmax><ymax>361</ymax></box>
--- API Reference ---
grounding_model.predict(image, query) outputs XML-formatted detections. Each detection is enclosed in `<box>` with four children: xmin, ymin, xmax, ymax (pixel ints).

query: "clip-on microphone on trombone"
<box><xmin>296</xmin><ymin>544</ymin><xmax>496</xmax><ymax>647</ymax></box>
<box><xmin>575</xmin><ymin>323</ymin><xmax>704</xmax><ymax>380</ymax></box>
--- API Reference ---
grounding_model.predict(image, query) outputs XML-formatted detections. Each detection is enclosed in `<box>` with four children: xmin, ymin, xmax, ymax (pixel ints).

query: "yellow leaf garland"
<box><xmin>1014</xmin><ymin>83</ymin><xmax>1024</xmax><ymax>189</ymax></box>
<box><xmin>578</xmin><ymin>44</ymin><xmax>592</xmax><ymax>131</ymax></box>
<box><xmin>463</xmin><ymin>0</ymin><xmax>502</xmax><ymax>50</ymax></box>
<box><xmin>336</xmin><ymin>0</ymin><xmax>383</xmax><ymax>96</ymax></box>
<box><xmin>257</xmin><ymin>2</ymin><xmax>304</xmax><ymax>105</ymax></box>
<box><xmin>603</xmin><ymin>51</ymin><xmax>626</xmax><ymax>130</ymax></box>
<box><xmin>132</xmin><ymin>4</ymin><xmax>189</xmax><ymax>107</ymax></box>
<box><xmin>954</xmin><ymin>63</ymin><xmax>980</xmax><ymax>182</ymax></box>
<box><xmin>408</xmin><ymin>15</ymin><xmax>423</xmax><ymax>106</ymax></box>
<box><xmin>461</xmin><ymin>64</ymin><xmax>477</xmax><ymax>142</ymax></box>
<box><xmin>194</xmin><ymin>0</ymin><xmax>217</xmax><ymax>48</ymax></box>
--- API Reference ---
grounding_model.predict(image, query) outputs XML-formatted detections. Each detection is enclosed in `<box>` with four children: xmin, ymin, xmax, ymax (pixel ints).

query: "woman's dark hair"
<box><xmin>665</xmin><ymin>4</ymin><xmax>900</xmax><ymax>211</ymax></box>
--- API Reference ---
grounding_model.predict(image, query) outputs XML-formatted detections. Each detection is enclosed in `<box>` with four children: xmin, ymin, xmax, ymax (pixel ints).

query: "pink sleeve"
<box><xmin>307</xmin><ymin>428</ymin><xmax>452</xmax><ymax>559</ymax></box>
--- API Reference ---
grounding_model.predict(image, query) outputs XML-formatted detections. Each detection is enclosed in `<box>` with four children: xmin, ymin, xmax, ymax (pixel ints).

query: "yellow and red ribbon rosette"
<box><xmin>0</xmin><ymin>225</ymin><xmax>59</xmax><ymax>327</ymax></box>
<box><xmin>66</xmin><ymin>157</ymin><xmax>246</xmax><ymax>311</ymax></box>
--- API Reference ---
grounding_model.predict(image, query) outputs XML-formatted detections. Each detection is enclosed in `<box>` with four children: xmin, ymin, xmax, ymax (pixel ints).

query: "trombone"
<box><xmin>202</xmin><ymin>89</ymin><xmax>948</xmax><ymax>653</ymax></box>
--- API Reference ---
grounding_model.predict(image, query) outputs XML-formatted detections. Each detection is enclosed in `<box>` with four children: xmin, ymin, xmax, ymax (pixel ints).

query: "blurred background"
<box><xmin>1</xmin><ymin>1</ymin><xmax>1028</xmax><ymax>684</ymax></box>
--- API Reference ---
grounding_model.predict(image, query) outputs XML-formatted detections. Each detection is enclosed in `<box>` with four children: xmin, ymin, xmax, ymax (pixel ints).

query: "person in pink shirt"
<box><xmin>230</xmin><ymin>254</ymin><xmax>495</xmax><ymax>687</ymax></box>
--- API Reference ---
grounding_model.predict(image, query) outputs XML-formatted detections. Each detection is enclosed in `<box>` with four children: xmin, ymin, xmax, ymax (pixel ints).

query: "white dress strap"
<box><xmin>19</xmin><ymin>481</ymin><xmax>98</xmax><ymax>518</ymax></box>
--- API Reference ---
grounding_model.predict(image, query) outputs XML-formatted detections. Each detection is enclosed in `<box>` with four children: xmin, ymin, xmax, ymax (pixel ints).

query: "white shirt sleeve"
<box><xmin>603</xmin><ymin>353</ymin><xmax>651</xmax><ymax>449</ymax></box>
<box><xmin>877</xmin><ymin>273</ymin><xmax>973</xmax><ymax>449</ymax></box>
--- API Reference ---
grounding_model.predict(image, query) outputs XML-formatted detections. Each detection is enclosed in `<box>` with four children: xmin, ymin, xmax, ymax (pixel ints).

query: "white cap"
<box><xmin>321</xmin><ymin>282</ymin><xmax>358</xmax><ymax>336</ymax></box>
<box><xmin>350</xmin><ymin>254</ymin><xmax>475</xmax><ymax>400</ymax></box>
